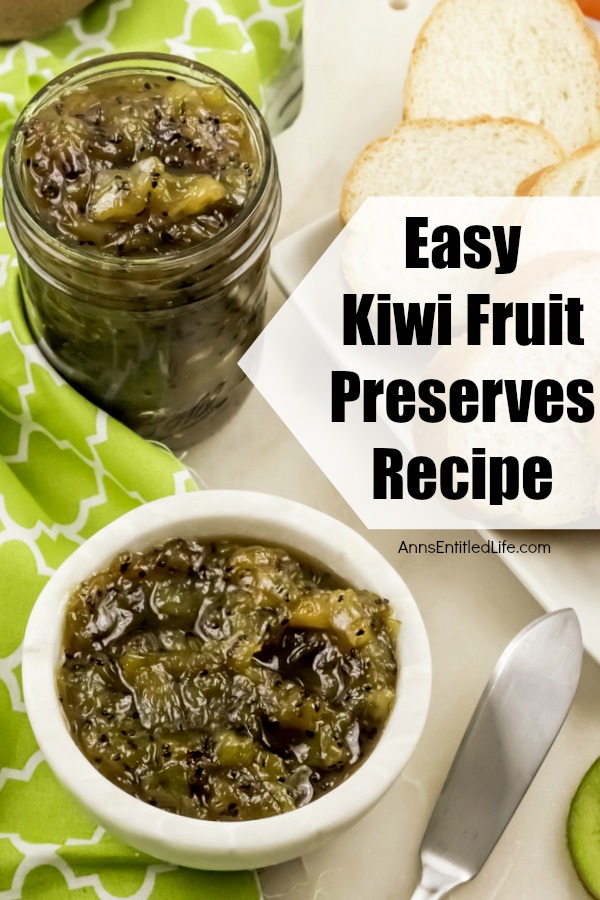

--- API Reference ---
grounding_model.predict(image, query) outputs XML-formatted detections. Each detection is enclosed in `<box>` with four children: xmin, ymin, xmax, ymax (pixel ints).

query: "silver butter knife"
<box><xmin>410</xmin><ymin>608</ymin><xmax>583</xmax><ymax>900</ymax></box>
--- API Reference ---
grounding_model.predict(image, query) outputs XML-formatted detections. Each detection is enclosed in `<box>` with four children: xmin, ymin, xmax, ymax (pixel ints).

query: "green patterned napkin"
<box><xmin>0</xmin><ymin>1</ymin><xmax>302</xmax><ymax>897</ymax></box>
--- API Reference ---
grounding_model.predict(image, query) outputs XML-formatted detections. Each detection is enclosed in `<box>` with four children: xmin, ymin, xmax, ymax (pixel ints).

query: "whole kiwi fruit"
<box><xmin>0</xmin><ymin>0</ymin><xmax>94</xmax><ymax>42</ymax></box>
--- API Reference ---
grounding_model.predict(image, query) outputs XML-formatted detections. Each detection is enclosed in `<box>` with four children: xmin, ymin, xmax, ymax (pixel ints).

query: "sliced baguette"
<box><xmin>403</xmin><ymin>0</ymin><xmax>600</xmax><ymax>154</ymax></box>
<box><xmin>340</xmin><ymin>117</ymin><xmax>563</xmax><ymax>223</ymax></box>
<box><xmin>520</xmin><ymin>142</ymin><xmax>600</xmax><ymax>195</ymax></box>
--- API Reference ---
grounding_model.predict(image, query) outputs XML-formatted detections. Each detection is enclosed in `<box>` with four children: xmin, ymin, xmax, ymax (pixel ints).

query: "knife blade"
<box><xmin>410</xmin><ymin>608</ymin><xmax>583</xmax><ymax>900</ymax></box>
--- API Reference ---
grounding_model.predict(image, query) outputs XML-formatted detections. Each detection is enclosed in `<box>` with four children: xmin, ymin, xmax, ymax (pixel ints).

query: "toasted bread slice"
<box><xmin>403</xmin><ymin>0</ymin><xmax>600</xmax><ymax>153</ymax></box>
<box><xmin>340</xmin><ymin>117</ymin><xmax>563</xmax><ymax>223</ymax></box>
<box><xmin>520</xmin><ymin>142</ymin><xmax>600</xmax><ymax>195</ymax></box>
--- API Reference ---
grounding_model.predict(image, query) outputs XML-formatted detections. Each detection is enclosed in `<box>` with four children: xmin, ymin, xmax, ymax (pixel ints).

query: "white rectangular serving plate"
<box><xmin>486</xmin><ymin>529</ymin><xmax>600</xmax><ymax>661</ymax></box>
<box><xmin>271</xmin><ymin>215</ymin><xmax>600</xmax><ymax>664</ymax></box>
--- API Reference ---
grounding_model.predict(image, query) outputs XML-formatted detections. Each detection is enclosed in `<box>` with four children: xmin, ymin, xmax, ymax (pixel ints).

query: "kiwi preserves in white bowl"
<box><xmin>22</xmin><ymin>491</ymin><xmax>431</xmax><ymax>870</ymax></box>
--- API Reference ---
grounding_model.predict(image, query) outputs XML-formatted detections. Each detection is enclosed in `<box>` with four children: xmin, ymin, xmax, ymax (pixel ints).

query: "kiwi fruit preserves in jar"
<box><xmin>3</xmin><ymin>53</ymin><xmax>281</xmax><ymax>448</ymax></box>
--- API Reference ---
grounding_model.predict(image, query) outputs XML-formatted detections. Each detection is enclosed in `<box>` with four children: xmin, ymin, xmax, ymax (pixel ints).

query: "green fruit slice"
<box><xmin>568</xmin><ymin>757</ymin><xmax>600</xmax><ymax>897</ymax></box>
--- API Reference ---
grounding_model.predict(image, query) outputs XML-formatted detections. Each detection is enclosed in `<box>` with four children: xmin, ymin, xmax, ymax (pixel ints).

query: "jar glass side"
<box><xmin>18</xmin><ymin>246</ymin><xmax>271</xmax><ymax>446</ymax></box>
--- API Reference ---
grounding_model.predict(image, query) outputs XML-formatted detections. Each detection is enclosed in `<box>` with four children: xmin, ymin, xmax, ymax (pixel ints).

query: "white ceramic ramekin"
<box><xmin>22</xmin><ymin>490</ymin><xmax>431</xmax><ymax>870</ymax></box>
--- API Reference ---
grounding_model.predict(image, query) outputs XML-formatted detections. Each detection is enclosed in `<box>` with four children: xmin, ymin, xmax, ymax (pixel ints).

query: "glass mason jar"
<box><xmin>3</xmin><ymin>53</ymin><xmax>281</xmax><ymax>449</ymax></box>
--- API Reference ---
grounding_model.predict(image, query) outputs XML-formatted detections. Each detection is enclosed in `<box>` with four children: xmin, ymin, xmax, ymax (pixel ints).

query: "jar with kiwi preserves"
<box><xmin>3</xmin><ymin>53</ymin><xmax>281</xmax><ymax>448</ymax></box>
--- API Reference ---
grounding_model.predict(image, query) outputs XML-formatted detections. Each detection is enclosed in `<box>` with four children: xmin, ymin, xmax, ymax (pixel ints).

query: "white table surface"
<box><xmin>183</xmin><ymin>3</ymin><xmax>600</xmax><ymax>895</ymax></box>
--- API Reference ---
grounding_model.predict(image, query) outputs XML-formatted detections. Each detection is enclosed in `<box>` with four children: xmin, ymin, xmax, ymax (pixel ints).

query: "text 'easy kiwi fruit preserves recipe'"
<box><xmin>3</xmin><ymin>53</ymin><xmax>281</xmax><ymax>448</ymax></box>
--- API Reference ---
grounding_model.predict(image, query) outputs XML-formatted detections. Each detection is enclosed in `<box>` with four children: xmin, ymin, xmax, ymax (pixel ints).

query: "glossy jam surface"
<box><xmin>20</xmin><ymin>73</ymin><xmax>259</xmax><ymax>255</ymax></box>
<box><xmin>58</xmin><ymin>539</ymin><xmax>399</xmax><ymax>821</ymax></box>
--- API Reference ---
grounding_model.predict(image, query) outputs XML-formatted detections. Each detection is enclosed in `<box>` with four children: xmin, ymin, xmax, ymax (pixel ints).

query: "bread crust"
<box><xmin>515</xmin><ymin>169</ymin><xmax>550</xmax><ymax>196</ymax></box>
<box><xmin>519</xmin><ymin>141</ymin><xmax>600</xmax><ymax>195</ymax></box>
<box><xmin>340</xmin><ymin>136</ymin><xmax>390</xmax><ymax>224</ymax></box>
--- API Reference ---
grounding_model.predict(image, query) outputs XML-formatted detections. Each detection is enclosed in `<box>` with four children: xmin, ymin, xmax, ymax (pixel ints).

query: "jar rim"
<box><xmin>4</xmin><ymin>51</ymin><xmax>275</xmax><ymax>273</ymax></box>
